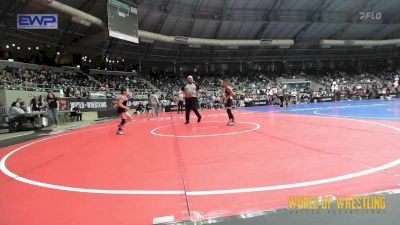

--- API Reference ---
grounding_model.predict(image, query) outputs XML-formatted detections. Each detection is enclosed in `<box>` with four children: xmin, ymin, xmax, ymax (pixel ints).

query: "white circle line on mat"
<box><xmin>150</xmin><ymin>121</ymin><xmax>260</xmax><ymax>138</ymax></box>
<box><xmin>313</xmin><ymin>109</ymin><xmax>400</xmax><ymax>120</ymax></box>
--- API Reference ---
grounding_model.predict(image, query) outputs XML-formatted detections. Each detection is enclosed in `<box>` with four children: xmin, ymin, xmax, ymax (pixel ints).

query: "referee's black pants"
<box><xmin>185</xmin><ymin>97</ymin><xmax>201</xmax><ymax>122</ymax></box>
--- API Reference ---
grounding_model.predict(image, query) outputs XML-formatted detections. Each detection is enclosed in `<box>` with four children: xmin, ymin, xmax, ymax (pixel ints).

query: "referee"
<box><xmin>182</xmin><ymin>75</ymin><xmax>202</xmax><ymax>124</ymax></box>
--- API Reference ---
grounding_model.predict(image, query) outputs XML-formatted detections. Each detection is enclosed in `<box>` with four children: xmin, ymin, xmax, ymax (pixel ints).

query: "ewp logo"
<box><xmin>17</xmin><ymin>14</ymin><xmax>58</xmax><ymax>29</ymax></box>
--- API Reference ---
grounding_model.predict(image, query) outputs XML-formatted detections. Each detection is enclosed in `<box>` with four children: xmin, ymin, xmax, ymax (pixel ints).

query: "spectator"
<box><xmin>177</xmin><ymin>90</ymin><xmax>184</xmax><ymax>114</ymax></box>
<box><xmin>71</xmin><ymin>106</ymin><xmax>82</xmax><ymax>121</ymax></box>
<box><xmin>8</xmin><ymin>101</ymin><xmax>29</xmax><ymax>126</ymax></box>
<box><xmin>19</xmin><ymin>101</ymin><xmax>28</xmax><ymax>113</ymax></box>
<box><xmin>38</xmin><ymin>95</ymin><xmax>45</xmax><ymax>111</ymax></box>
<box><xmin>145</xmin><ymin>102</ymin><xmax>151</xmax><ymax>114</ymax></box>
<box><xmin>30</xmin><ymin>95</ymin><xmax>39</xmax><ymax>111</ymax></box>
<box><xmin>46</xmin><ymin>92</ymin><xmax>59</xmax><ymax>127</ymax></box>
<box><xmin>148</xmin><ymin>92</ymin><xmax>160</xmax><ymax>118</ymax></box>
<box><xmin>136</xmin><ymin>102</ymin><xmax>144</xmax><ymax>114</ymax></box>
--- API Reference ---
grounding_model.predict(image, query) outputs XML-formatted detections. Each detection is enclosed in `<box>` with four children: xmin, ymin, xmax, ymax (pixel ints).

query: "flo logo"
<box><xmin>359</xmin><ymin>12</ymin><xmax>382</xmax><ymax>20</ymax></box>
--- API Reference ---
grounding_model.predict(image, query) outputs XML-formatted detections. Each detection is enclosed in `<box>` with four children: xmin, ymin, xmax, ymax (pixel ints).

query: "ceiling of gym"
<box><xmin>1</xmin><ymin>0</ymin><xmax>400</xmax><ymax>62</ymax></box>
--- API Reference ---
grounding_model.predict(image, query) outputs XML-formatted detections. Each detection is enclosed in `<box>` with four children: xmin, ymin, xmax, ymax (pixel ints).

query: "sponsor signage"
<box><xmin>17</xmin><ymin>14</ymin><xmax>58</xmax><ymax>29</ymax></box>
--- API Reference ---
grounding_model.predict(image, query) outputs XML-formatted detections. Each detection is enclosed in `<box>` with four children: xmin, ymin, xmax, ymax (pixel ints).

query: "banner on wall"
<box><xmin>59</xmin><ymin>98</ymin><xmax>148</xmax><ymax>112</ymax></box>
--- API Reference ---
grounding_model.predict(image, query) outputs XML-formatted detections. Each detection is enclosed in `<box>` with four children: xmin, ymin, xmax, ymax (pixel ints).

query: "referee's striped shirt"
<box><xmin>182</xmin><ymin>83</ymin><xmax>200</xmax><ymax>98</ymax></box>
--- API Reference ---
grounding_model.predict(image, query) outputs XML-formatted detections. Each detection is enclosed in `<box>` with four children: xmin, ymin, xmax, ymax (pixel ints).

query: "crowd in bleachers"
<box><xmin>147</xmin><ymin>68</ymin><xmax>399</xmax><ymax>108</ymax></box>
<box><xmin>1</xmin><ymin>63</ymin><xmax>399</xmax><ymax>110</ymax></box>
<box><xmin>0</xmin><ymin>66</ymin><xmax>154</xmax><ymax>99</ymax></box>
<box><xmin>302</xmin><ymin>70</ymin><xmax>398</xmax><ymax>101</ymax></box>
<box><xmin>0</xmin><ymin>67</ymin><xmax>90</xmax><ymax>92</ymax></box>
<box><xmin>90</xmin><ymin>73</ymin><xmax>152</xmax><ymax>94</ymax></box>
<box><xmin>148</xmin><ymin>70</ymin><xmax>182</xmax><ymax>99</ymax></box>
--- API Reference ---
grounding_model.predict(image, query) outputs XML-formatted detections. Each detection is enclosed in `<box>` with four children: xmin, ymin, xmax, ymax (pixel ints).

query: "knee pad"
<box><xmin>120</xmin><ymin>119</ymin><xmax>126</xmax><ymax>125</ymax></box>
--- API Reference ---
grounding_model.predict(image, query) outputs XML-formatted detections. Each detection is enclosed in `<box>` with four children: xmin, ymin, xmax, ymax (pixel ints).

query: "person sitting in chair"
<box><xmin>8</xmin><ymin>101</ymin><xmax>29</xmax><ymax>131</ymax></box>
<box><xmin>145</xmin><ymin>102</ymin><xmax>152</xmax><ymax>114</ymax></box>
<box><xmin>136</xmin><ymin>102</ymin><xmax>145</xmax><ymax>114</ymax></box>
<box><xmin>71</xmin><ymin>106</ymin><xmax>82</xmax><ymax>121</ymax></box>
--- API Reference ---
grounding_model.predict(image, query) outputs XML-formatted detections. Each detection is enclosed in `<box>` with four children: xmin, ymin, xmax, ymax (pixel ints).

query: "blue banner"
<box><xmin>17</xmin><ymin>14</ymin><xmax>58</xmax><ymax>29</ymax></box>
